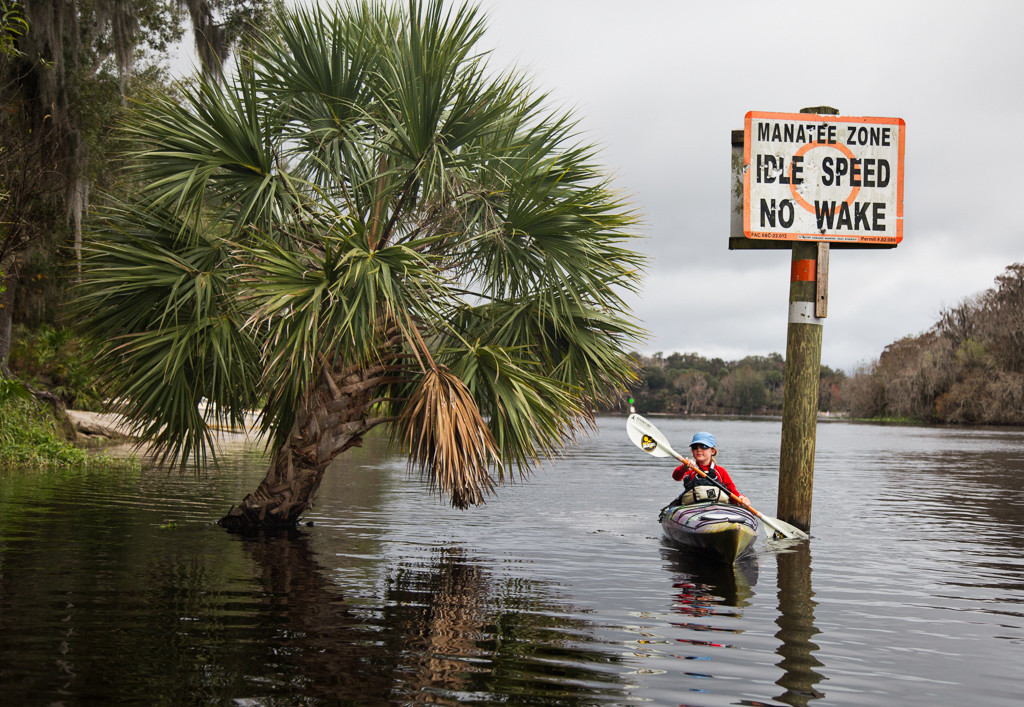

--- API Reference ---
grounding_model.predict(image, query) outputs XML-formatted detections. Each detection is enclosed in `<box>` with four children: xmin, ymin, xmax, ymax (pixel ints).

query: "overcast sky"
<box><xmin>469</xmin><ymin>0</ymin><xmax>1024</xmax><ymax>371</ymax></box>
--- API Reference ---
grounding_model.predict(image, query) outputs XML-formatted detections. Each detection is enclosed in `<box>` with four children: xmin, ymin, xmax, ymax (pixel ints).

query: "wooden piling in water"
<box><xmin>778</xmin><ymin>241</ymin><xmax>824</xmax><ymax>532</ymax></box>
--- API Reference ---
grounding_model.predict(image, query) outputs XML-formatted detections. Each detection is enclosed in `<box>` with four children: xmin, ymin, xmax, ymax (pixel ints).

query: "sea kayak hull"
<box><xmin>660</xmin><ymin>502</ymin><xmax>759</xmax><ymax>563</ymax></box>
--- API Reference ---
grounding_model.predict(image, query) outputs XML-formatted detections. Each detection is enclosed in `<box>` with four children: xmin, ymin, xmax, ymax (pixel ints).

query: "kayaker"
<box><xmin>669</xmin><ymin>432</ymin><xmax>750</xmax><ymax>507</ymax></box>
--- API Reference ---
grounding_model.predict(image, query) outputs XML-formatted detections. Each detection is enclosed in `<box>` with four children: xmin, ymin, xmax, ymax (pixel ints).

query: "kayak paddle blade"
<box><xmin>626</xmin><ymin>413</ymin><xmax>679</xmax><ymax>459</ymax></box>
<box><xmin>759</xmin><ymin>514</ymin><xmax>810</xmax><ymax>540</ymax></box>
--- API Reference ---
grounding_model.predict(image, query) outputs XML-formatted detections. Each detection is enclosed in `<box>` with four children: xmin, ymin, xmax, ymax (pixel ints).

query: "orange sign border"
<box><xmin>742</xmin><ymin>111</ymin><xmax>905</xmax><ymax>245</ymax></box>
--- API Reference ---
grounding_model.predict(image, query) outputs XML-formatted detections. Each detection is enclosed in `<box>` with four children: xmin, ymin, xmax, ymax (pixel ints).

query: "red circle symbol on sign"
<box><xmin>789</xmin><ymin>142</ymin><xmax>860</xmax><ymax>214</ymax></box>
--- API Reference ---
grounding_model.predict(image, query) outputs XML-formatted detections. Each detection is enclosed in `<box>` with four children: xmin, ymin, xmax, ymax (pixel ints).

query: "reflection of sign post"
<box><xmin>742</xmin><ymin>111</ymin><xmax>905</xmax><ymax>245</ymax></box>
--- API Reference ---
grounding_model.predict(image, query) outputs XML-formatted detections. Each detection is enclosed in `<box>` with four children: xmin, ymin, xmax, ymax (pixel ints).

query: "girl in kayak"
<box><xmin>670</xmin><ymin>431</ymin><xmax>750</xmax><ymax>506</ymax></box>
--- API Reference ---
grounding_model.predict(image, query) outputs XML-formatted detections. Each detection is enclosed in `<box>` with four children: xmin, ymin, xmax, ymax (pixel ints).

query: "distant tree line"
<box><xmin>614</xmin><ymin>262</ymin><xmax>1024</xmax><ymax>427</ymax></box>
<box><xmin>841</xmin><ymin>262</ymin><xmax>1024</xmax><ymax>424</ymax></box>
<box><xmin>610</xmin><ymin>351</ymin><xmax>847</xmax><ymax>416</ymax></box>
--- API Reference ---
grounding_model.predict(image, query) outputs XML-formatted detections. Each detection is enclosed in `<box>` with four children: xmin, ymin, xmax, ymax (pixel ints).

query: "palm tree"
<box><xmin>78</xmin><ymin>0</ymin><xmax>645</xmax><ymax>530</ymax></box>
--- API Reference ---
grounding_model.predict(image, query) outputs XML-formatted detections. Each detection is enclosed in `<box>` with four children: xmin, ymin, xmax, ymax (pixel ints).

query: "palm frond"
<box><xmin>76</xmin><ymin>202</ymin><xmax>261</xmax><ymax>466</ymax></box>
<box><xmin>459</xmin><ymin>112</ymin><xmax>646</xmax><ymax>306</ymax></box>
<box><xmin>443</xmin><ymin>284</ymin><xmax>645</xmax><ymax>402</ymax></box>
<box><xmin>444</xmin><ymin>343</ymin><xmax>589</xmax><ymax>479</ymax></box>
<box><xmin>241</xmin><ymin>223</ymin><xmax>448</xmax><ymax>434</ymax></box>
<box><xmin>396</xmin><ymin>366</ymin><xmax>498</xmax><ymax>508</ymax></box>
<box><xmin>123</xmin><ymin>69</ymin><xmax>302</xmax><ymax>242</ymax></box>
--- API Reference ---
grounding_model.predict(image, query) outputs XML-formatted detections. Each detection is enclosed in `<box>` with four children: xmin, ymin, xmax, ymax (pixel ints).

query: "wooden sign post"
<box><xmin>730</xmin><ymin>106</ymin><xmax>906</xmax><ymax>532</ymax></box>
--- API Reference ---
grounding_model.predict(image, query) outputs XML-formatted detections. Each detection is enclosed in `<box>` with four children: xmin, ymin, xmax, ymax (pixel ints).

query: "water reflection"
<box><xmin>0</xmin><ymin>463</ymin><xmax>630</xmax><ymax>705</ymax></box>
<box><xmin>5</xmin><ymin>418</ymin><xmax>1024</xmax><ymax>704</ymax></box>
<box><xmin>235</xmin><ymin>529</ymin><xmax>395</xmax><ymax>702</ymax></box>
<box><xmin>237</xmin><ymin>531</ymin><xmax>630</xmax><ymax>704</ymax></box>
<box><xmin>657</xmin><ymin>542</ymin><xmax>760</xmax><ymax>701</ymax></box>
<box><xmin>663</xmin><ymin>543</ymin><xmax>759</xmax><ymax>612</ymax></box>
<box><xmin>773</xmin><ymin>541</ymin><xmax>825</xmax><ymax>706</ymax></box>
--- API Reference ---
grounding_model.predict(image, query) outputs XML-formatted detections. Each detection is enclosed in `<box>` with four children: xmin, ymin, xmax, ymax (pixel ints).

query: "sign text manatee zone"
<box><xmin>743</xmin><ymin>112</ymin><xmax>905</xmax><ymax>245</ymax></box>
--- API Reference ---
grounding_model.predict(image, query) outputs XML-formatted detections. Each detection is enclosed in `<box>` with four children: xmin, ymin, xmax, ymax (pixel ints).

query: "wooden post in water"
<box><xmin>776</xmin><ymin>105</ymin><xmax>837</xmax><ymax>533</ymax></box>
<box><xmin>778</xmin><ymin>241</ymin><xmax>824</xmax><ymax>531</ymax></box>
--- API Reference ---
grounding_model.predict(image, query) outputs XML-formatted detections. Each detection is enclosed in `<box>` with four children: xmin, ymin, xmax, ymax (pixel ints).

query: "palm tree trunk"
<box><xmin>218</xmin><ymin>361</ymin><xmax>395</xmax><ymax>531</ymax></box>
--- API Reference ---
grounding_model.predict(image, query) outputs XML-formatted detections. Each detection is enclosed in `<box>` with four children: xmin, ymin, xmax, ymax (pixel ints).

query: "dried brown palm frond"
<box><xmin>398</xmin><ymin>366</ymin><xmax>499</xmax><ymax>509</ymax></box>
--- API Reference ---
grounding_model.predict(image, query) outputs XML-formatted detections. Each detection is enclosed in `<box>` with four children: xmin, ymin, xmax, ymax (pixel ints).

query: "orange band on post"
<box><xmin>791</xmin><ymin>259</ymin><xmax>816</xmax><ymax>282</ymax></box>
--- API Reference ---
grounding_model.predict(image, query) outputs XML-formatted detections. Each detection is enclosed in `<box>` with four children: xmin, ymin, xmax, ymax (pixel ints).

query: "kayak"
<box><xmin>659</xmin><ymin>502</ymin><xmax>760</xmax><ymax>563</ymax></box>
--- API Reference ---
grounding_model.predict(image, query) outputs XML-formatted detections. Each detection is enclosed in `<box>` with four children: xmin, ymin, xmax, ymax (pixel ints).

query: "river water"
<box><xmin>1</xmin><ymin>416</ymin><xmax>1022</xmax><ymax>705</ymax></box>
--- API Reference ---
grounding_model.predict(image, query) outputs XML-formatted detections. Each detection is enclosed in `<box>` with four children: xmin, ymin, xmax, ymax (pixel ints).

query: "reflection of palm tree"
<box><xmin>242</xmin><ymin>536</ymin><xmax>630</xmax><ymax>703</ymax></box>
<box><xmin>241</xmin><ymin>530</ymin><xmax>396</xmax><ymax>701</ymax></box>
<box><xmin>378</xmin><ymin>546</ymin><xmax>629</xmax><ymax>704</ymax></box>
<box><xmin>773</xmin><ymin>542</ymin><xmax>825</xmax><ymax>706</ymax></box>
<box><xmin>382</xmin><ymin>547</ymin><xmax>491</xmax><ymax>698</ymax></box>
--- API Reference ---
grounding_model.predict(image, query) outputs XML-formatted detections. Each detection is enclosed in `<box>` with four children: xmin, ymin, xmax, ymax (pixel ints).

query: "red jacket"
<box><xmin>672</xmin><ymin>461</ymin><xmax>741</xmax><ymax>501</ymax></box>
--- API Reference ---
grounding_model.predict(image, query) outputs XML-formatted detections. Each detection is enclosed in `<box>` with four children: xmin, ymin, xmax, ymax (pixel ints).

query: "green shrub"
<box><xmin>0</xmin><ymin>393</ymin><xmax>137</xmax><ymax>471</ymax></box>
<box><xmin>8</xmin><ymin>325</ymin><xmax>104</xmax><ymax>410</ymax></box>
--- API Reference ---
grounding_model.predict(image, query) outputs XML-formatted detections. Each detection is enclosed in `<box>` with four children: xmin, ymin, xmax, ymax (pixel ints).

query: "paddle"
<box><xmin>625</xmin><ymin>413</ymin><xmax>809</xmax><ymax>540</ymax></box>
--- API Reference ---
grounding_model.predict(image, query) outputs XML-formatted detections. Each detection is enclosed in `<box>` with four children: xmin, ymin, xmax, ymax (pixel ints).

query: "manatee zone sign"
<box><xmin>742</xmin><ymin>111</ymin><xmax>905</xmax><ymax>246</ymax></box>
